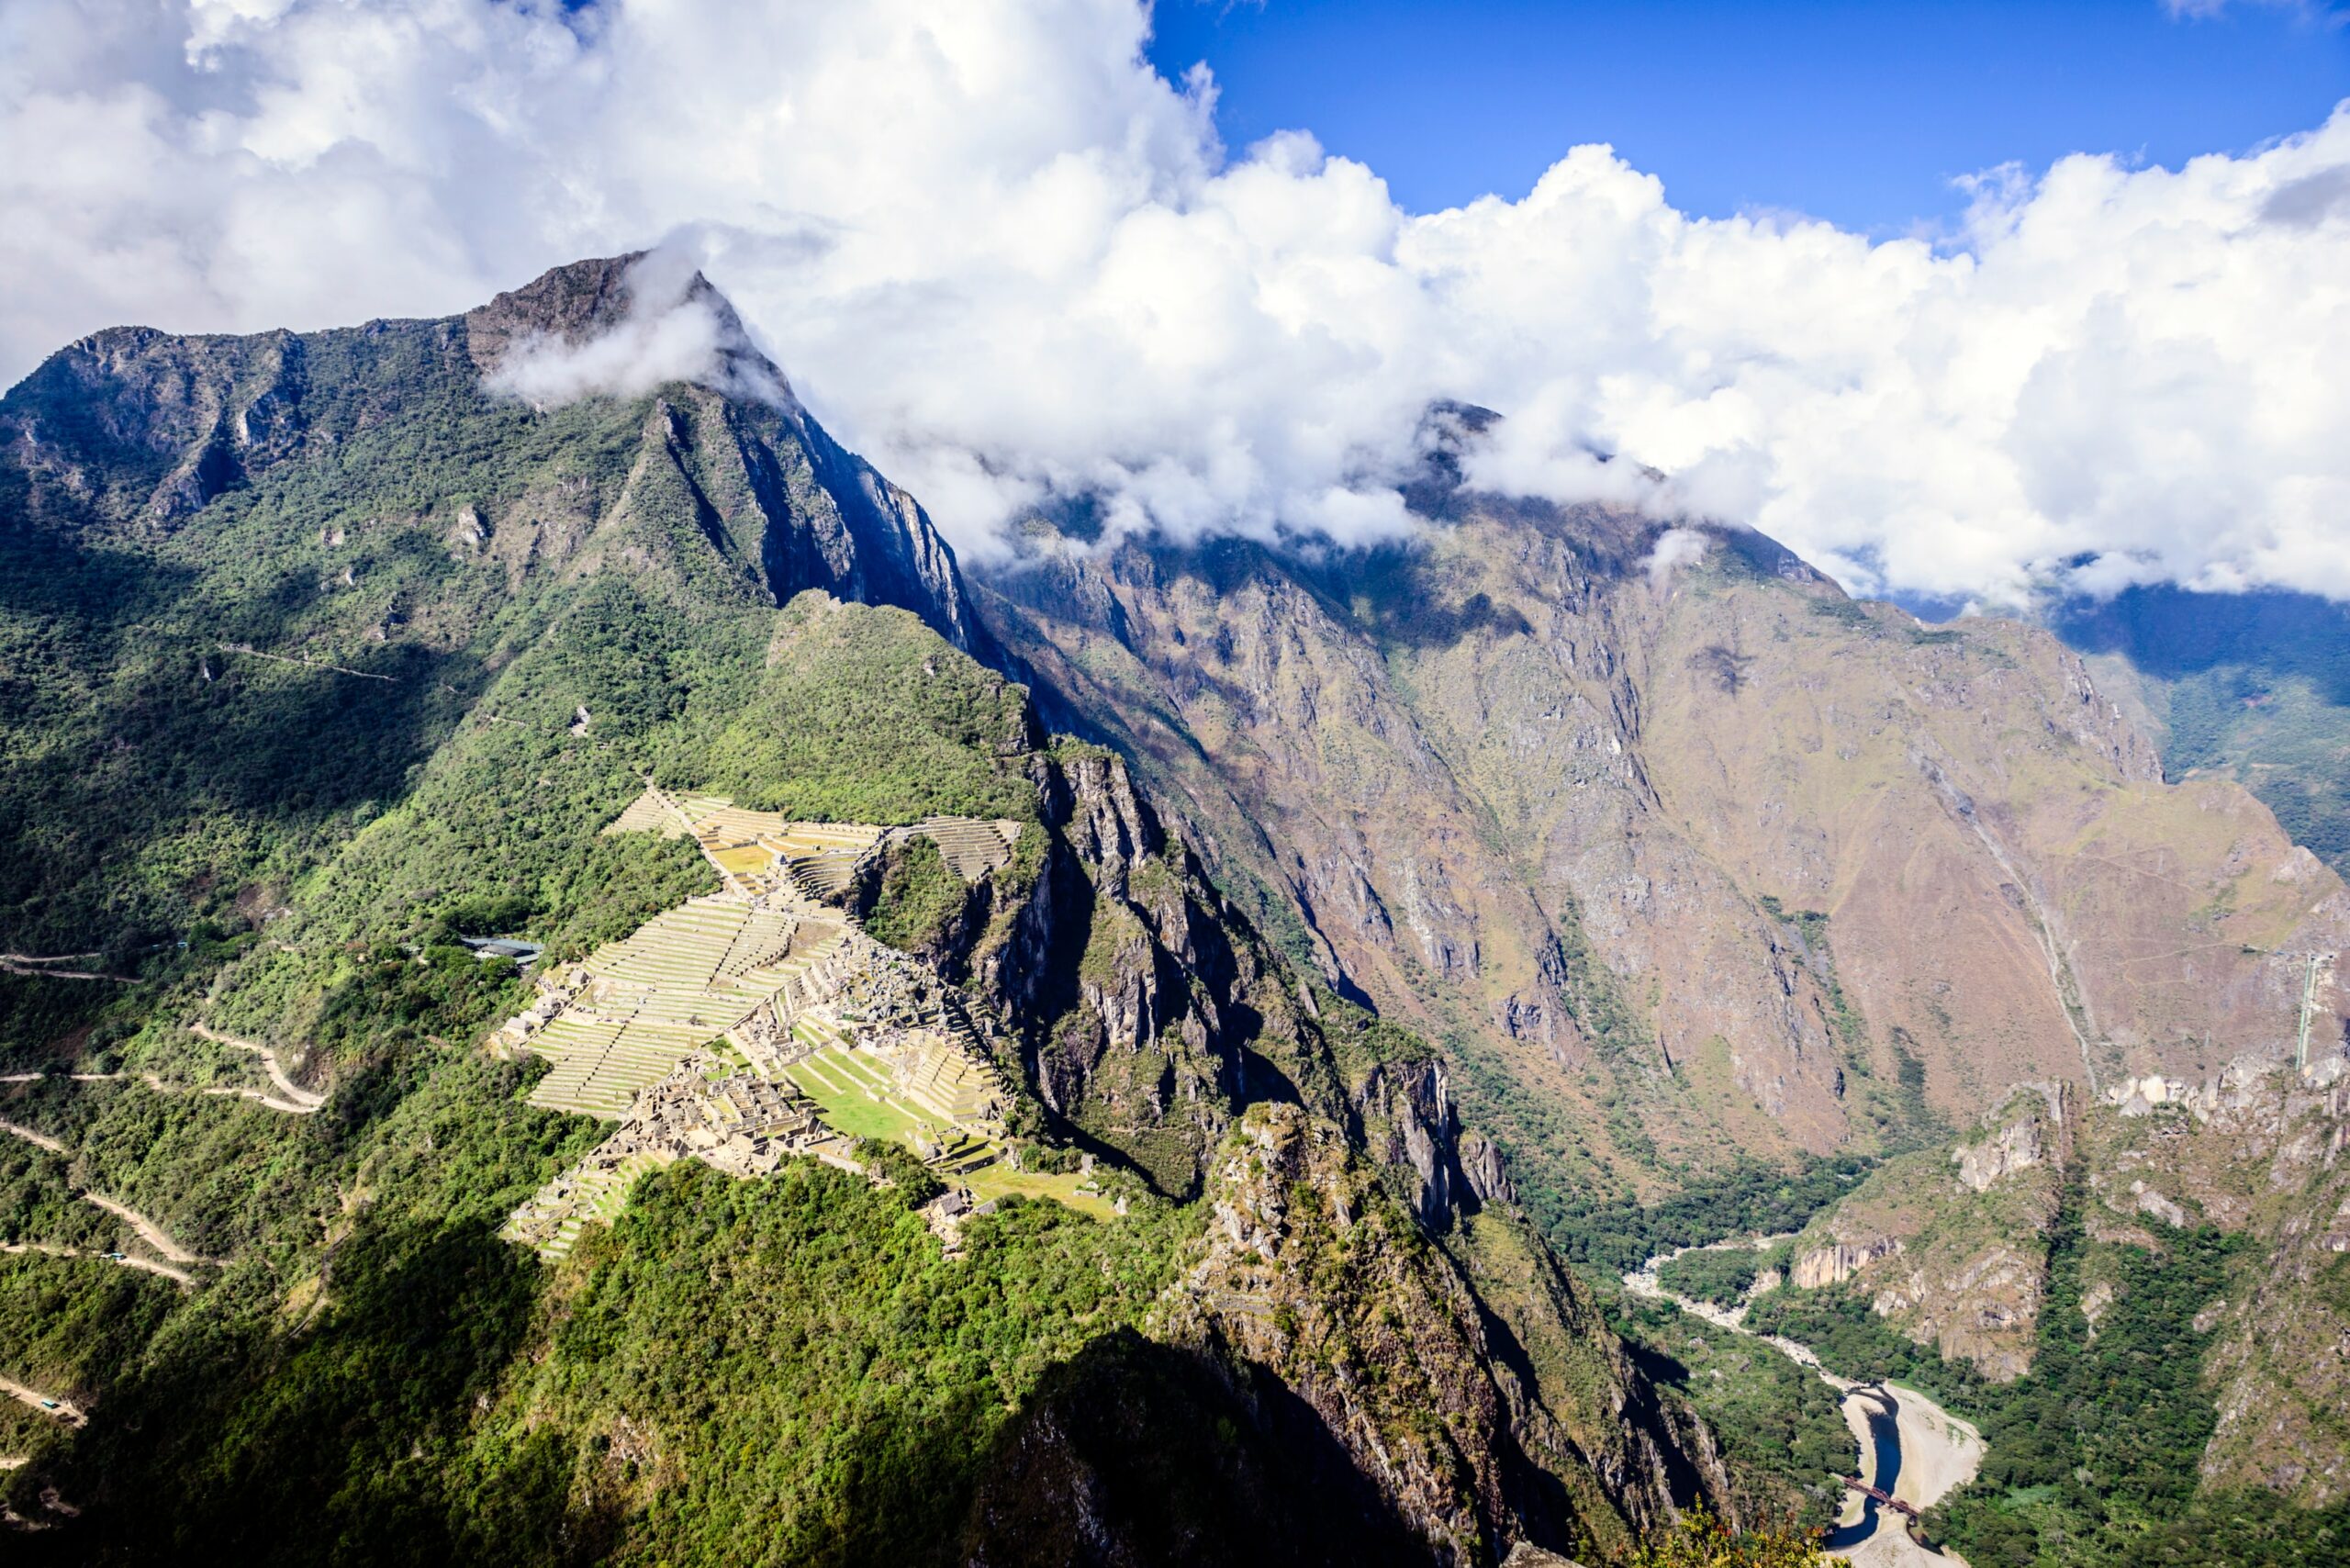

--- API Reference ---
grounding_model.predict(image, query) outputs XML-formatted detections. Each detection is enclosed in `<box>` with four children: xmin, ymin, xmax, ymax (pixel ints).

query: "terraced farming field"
<box><xmin>962</xmin><ymin>1161</ymin><xmax>1118</xmax><ymax>1216</ymax></box>
<box><xmin>516</xmin><ymin>893</ymin><xmax>845</xmax><ymax>1118</ymax></box>
<box><xmin>500</xmin><ymin>1149</ymin><xmax>677</xmax><ymax>1260</ymax></box>
<box><xmin>495</xmin><ymin>789</ymin><xmax>1080</xmax><ymax>1250</ymax></box>
<box><xmin>778</xmin><ymin>1040</ymin><xmax>1111</xmax><ymax>1215</ymax></box>
<box><xmin>783</xmin><ymin>1047</ymin><xmax>931</xmax><ymax>1145</ymax></box>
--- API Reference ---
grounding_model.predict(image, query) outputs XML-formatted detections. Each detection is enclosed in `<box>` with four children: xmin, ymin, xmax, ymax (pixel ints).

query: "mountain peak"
<box><xmin>461</xmin><ymin>253</ymin><xmax>649</xmax><ymax>371</ymax></box>
<box><xmin>461</xmin><ymin>252</ymin><xmax>778</xmax><ymax>399</ymax></box>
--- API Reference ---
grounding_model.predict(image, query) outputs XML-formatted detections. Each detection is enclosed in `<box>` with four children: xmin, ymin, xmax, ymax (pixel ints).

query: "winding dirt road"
<box><xmin>0</xmin><ymin>1120</ymin><xmax>213</xmax><ymax>1273</ymax></box>
<box><xmin>79</xmin><ymin>1195</ymin><xmax>202</xmax><ymax>1266</ymax></box>
<box><xmin>3</xmin><ymin>1240</ymin><xmax>194</xmax><ymax>1289</ymax></box>
<box><xmin>11</xmin><ymin>1066</ymin><xmax>313</xmax><ymax>1114</ymax></box>
<box><xmin>187</xmin><ymin>1024</ymin><xmax>325</xmax><ymax>1113</ymax></box>
<box><xmin>0</xmin><ymin>1117</ymin><xmax>66</xmax><ymax>1155</ymax></box>
<box><xmin>2</xmin><ymin>1375</ymin><xmax>84</xmax><ymax>1428</ymax></box>
<box><xmin>0</xmin><ymin>953</ymin><xmax>135</xmax><ymax>982</ymax></box>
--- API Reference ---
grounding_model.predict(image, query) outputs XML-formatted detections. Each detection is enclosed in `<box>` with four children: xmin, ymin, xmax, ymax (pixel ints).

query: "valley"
<box><xmin>979</xmin><ymin>489</ymin><xmax>2350</xmax><ymax>1234</ymax></box>
<box><xmin>0</xmin><ymin>253</ymin><xmax>2341</xmax><ymax>1566</ymax></box>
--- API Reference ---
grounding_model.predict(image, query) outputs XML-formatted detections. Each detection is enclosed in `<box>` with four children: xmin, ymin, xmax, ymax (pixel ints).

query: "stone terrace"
<box><xmin>600</xmin><ymin>783</ymin><xmax>1020</xmax><ymax>899</ymax></box>
<box><xmin>504</xmin><ymin>893</ymin><xmax>847</xmax><ymax>1118</ymax></box>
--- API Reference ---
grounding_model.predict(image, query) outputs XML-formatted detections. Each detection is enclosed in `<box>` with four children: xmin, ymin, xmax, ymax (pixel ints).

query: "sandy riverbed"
<box><xmin>1830</xmin><ymin>1383</ymin><xmax>1983</xmax><ymax>1568</ymax></box>
<box><xmin>1623</xmin><ymin>1241</ymin><xmax>1982</xmax><ymax>1567</ymax></box>
<box><xmin>1880</xmin><ymin>1384</ymin><xmax>1983</xmax><ymax>1511</ymax></box>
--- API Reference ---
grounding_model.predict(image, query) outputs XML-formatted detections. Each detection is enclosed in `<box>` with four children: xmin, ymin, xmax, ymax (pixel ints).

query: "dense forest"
<box><xmin>1654</xmin><ymin>1245</ymin><xmax>1786</xmax><ymax>1311</ymax></box>
<box><xmin>1552</xmin><ymin>1156</ymin><xmax>1873</xmax><ymax>1277</ymax></box>
<box><xmin>1927</xmin><ymin>1182</ymin><xmax>2347</xmax><ymax>1567</ymax></box>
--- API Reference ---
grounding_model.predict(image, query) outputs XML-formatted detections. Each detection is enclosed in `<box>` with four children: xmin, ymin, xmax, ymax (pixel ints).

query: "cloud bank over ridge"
<box><xmin>4</xmin><ymin>0</ymin><xmax>2347</xmax><ymax>602</ymax></box>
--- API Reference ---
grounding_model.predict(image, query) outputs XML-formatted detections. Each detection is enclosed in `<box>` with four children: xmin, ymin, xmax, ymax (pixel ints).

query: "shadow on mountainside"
<box><xmin>0</xmin><ymin>517</ymin><xmax>489</xmax><ymax>954</ymax></box>
<box><xmin>2053</xmin><ymin>584</ymin><xmax>2350</xmax><ymax>692</ymax></box>
<box><xmin>9</xmin><ymin>1210</ymin><xmax>603</xmax><ymax>1568</ymax></box>
<box><xmin>957</xmin><ymin>1327</ymin><xmax>1435</xmax><ymax>1568</ymax></box>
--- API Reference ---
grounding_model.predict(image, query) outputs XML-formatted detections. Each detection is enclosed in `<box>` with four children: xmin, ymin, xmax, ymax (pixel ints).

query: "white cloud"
<box><xmin>483</xmin><ymin>255</ymin><xmax>721</xmax><ymax>409</ymax></box>
<box><xmin>2161</xmin><ymin>1</ymin><xmax>2341</xmax><ymax>20</ymax></box>
<box><xmin>1642</xmin><ymin>526</ymin><xmax>1711</xmax><ymax>594</ymax></box>
<box><xmin>3</xmin><ymin>0</ymin><xmax>2348</xmax><ymax>602</ymax></box>
<box><xmin>478</xmin><ymin>245</ymin><xmax>792</xmax><ymax>410</ymax></box>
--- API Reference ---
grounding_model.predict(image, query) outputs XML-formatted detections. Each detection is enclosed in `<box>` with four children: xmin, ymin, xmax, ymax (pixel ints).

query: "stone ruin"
<box><xmin>496</xmin><ymin>789</ymin><xmax>1026</xmax><ymax>1260</ymax></box>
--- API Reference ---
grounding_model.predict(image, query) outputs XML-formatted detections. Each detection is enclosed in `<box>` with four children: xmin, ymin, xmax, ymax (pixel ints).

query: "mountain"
<box><xmin>1737</xmin><ymin>1055</ymin><xmax>2350</xmax><ymax>1565</ymax></box>
<box><xmin>6</xmin><ymin>255</ymin><xmax>2347</xmax><ymax>1567</ymax></box>
<box><xmin>0</xmin><ymin>259</ymin><xmax>1752</xmax><ymax>1564</ymax></box>
<box><xmin>0</xmin><ymin>253</ymin><xmax>988</xmax><ymax>959</ymax></box>
<box><xmin>976</xmin><ymin>427</ymin><xmax>2350</xmax><ymax>1246</ymax></box>
<box><xmin>2050</xmin><ymin>584</ymin><xmax>2350</xmax><ymax>880</ymax></box>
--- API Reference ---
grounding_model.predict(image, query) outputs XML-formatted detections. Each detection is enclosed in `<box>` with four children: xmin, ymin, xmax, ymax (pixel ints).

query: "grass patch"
<box><xmin>784</xmin><ymin>1049</ymin><xmax>931</xmax><ymax>1146</ymax></box>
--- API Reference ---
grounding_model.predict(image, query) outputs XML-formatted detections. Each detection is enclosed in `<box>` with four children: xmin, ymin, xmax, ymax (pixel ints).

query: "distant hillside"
<box><xmin>2052</xmin><ymin>585</ymin><xmax>2350</xmax><ymax>879</ymax></box>
<box><xmin>978</xmin><ymin>452</ymin><xmax>2350</xmax><ymax>1238</ymax></box>
<box><xmin>1741</xmin><ymin>1059</ymin><xmax>2350</xmax><ymax>1565</ymax></box>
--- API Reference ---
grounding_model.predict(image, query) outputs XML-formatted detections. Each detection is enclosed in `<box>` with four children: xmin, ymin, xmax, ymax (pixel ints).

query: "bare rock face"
<box><xmin>977</xmin><ymin>469</ymin><xmax>2350</xmax><ymax>1197</ymax></box>
<box><xmin>1460</xmin><ymin>1129</ymin><xmax>1517</xmax><ymax>1209</ymax></box>
<box><xmin>1791</xmin><ymin>1236</ymin><xmax>1906</xmax><ymax>1290</ymax></box>
<box><xmin>3</xmin><ymin>324</ymin><xmax>311</xmax><ymax>531</ymax></box>
<box><xmin>1867</xmin><ymin>1244</ymin><xmax>2048</xmax><ymax>1383</ymax></box>
<box><xmin>960</xmin><ymin>745</ymin><xmax>1341</xmax><ymax>1194</ymax></box>
<box><xmin>1500</xmin><ymin>1548</ymin><xmax>1593</xmax><ymax>1568</ymax></box>
<box><xmin>2131</xmin><ymin>1182</ymin><xmax>2190</xmax><ymax>1228</ymax></box>
<box><xmin>461</xmin><ymin>252</ymin><xmax>656</xmax><ymax>375</ymax></box>
<box><xmin>1354</xmin><ymin>1057</ymin><xmax>1460</xmax><ymax>1231</ymax></box>
<box><xmin>1954</xmin><ymin>1119</ymin><xmax>2042</xmax><ymax>1193</ymax></box>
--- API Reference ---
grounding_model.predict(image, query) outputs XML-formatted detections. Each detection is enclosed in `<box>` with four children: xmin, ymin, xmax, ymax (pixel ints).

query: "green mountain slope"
<box><xmin>0</xmin><ymin>261</ymin><xmax>1736</xmax><ymax>1564</ymax></box>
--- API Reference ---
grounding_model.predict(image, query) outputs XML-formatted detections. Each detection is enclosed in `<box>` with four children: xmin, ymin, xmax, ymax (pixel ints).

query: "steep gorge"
<box><xmin>979</xmin><ymin>441</ymin><xmax>2350</xmax><ymax>1221</ymax></box>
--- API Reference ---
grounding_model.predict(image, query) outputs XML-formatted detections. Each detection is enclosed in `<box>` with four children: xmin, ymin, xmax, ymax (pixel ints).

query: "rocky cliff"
<box><xmin>6</xmin><ymin>254</ymin><xmax>985</xmax><ymax>654</ymax></box>
<box><xmin>1154</xmin><ymin>1103</ymin><xmax>1721</xmax><ymax>1565</ymax></box>
<box><xmin>928</xmin><ymin>739</ymin><xmax>1349</xmax><ymax>1194</ymax></box>
<box><xmin>1774</xmin><ymin>1088</ymin><xmax>2068</xmax><ymax>1382</ymax></box>
<box><xmin>977</xmin><ymin>437</ymin><xmax>2350</xmax><ymax>1212</ymax></box>
<box><xmin>1770</xmin><ymin>1054</ymin><xmax>2350</xmax><ymax>1505</ymax></box>
<box><xmin>2088</xmin><ymin>1057</ymin><xmax>2350</xmax><ymax>1506</ymax></box>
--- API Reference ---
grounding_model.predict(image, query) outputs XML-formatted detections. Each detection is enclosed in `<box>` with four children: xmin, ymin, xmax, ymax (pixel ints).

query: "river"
<box><xmin>1823</xmin><ymin>1386</ymin><xmax>1901</xmax><ymax>1555</ymax></box>
<box><xmin>1622</xmin><ymin>1239</ymin><xmax>1984</xmax><ymax>1566</ymax></box>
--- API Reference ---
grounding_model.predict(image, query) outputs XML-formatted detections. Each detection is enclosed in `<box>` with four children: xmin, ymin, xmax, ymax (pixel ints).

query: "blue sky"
<box><xmin>1148</xmin><ymin>0</ymin><xmax>2350</xmax><ymax>232</ymax></box>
